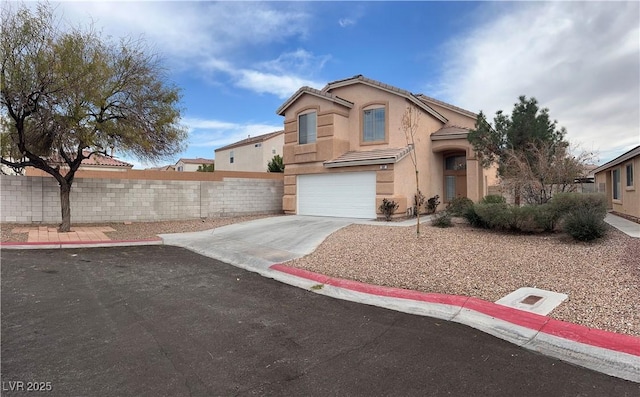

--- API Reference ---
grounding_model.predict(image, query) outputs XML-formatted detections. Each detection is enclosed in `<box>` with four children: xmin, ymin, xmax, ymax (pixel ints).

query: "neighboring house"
<box><xmin>145</xmin><ymin>164</ymin><xmax>176</xmax><ymax>171</ymax></box>
<box><xmin>214</xmin><ymin>130</ymin><xmax>284</xmax><ymax>172</ymax></box>
<box><xmin>276</xmin><ymin>74</ymin><xmax>498</xmax><ymax>219</ymax></box>
<box><xmin>592</xmin><ymin>145</ymin><xmax>640</xmax><ymax>220</ymax></box>
<box><xmin>174</xmin><ymin>158</ymin><xmax>215</xmax><ymax>172</ymax></box>
<box><xmin>24</xmin><ymin>150</ymin><xmax>133</xmax><ymax>175</ymax></box>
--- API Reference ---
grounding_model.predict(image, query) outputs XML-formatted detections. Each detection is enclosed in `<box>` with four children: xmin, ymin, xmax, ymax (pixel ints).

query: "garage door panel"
<box><xmin>297</xmin><ymin>172</ymin><xmax>376</xmax><ymax>219</ymax></box>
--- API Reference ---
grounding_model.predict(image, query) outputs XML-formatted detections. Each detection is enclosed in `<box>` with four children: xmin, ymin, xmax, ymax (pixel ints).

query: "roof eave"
<box><xmin>592</xmin><ymin>145</ymin><xmax>640</xmax><ymax>174</ymax></box>
<box><xmin>431</xmin><ymin>133</ymin><xmax>469</xmax><ymax>141</ymax></box>
<box><xmin>276</xmin><ymin>88</ymin><xmax>353</xmax><ymax>116</ymax></box>
<box><xmin>323</xmin><ymin>76</ymin><xmax>447</xmax><ymax>123</ymax></box>
<box><xmin>324</xmin><ymin>157</ymin><xmax>397</xmax><ymax>168</ymax></box>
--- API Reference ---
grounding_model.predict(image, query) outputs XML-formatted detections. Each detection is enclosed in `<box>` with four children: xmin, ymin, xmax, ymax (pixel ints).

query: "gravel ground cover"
<box><xmin>0</xmin><ymin>215</ymin><xmax>278</xmax><ymax>243</ymax></box>
<box><xmin>287</xmin><ymin>222</ymin><xmax>640</xmax><ymax>337</ymax></box>
<box><xmin>2</xmin><ymin>215</ymin><xmax>638</xmax><ymax>337</ymax></box>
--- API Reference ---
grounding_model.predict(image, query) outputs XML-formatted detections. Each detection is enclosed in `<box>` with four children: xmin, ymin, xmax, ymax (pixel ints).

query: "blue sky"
<box><xmin>48</xmin><ymin>1</ymin><xmax>639</xmax><ymax>168</ymax></box>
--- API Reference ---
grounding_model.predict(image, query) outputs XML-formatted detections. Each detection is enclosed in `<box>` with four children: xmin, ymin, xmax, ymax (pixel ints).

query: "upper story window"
<box><xmin>363</xmin><ymin>107</ymin><xmax>385</xmax><ymax>142</ymax></box>
<box><xmin>298</xmin><ymin>112</ymin><xmax>317</xmax><ymax>144</ymax></box>
<box><xmin>230</xmin><ymin>150</ymin><xmax>234</xmax><ymax>164</ymax></box>
<box><xmin>177</xmin><ymin>166</ymin><xmax>183</xmax><ymax>172</ymax></box>
<box><xmin>626</xmin><ymin>163</ymin><xmax>634</xmax><ymax>188</ymax></box>
<box><xmin>254</xmin><ymin>143</ymin><xmax>262</xmax><ymax>148</ymax></box>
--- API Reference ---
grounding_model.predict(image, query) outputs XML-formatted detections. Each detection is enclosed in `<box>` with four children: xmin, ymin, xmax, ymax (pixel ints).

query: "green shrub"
<box><xmin>426</xmin><ymin>195</ymin><xmax>440</xmax><ymax>214</ymax></box>
<box><xmin>463</xmin><ymin>205</ymin><xmax>489</xmax><ymax>228</ymax></box>
<box><xmin>532</xmin><ymin>203</ymin><xmax>560</xmax><ymax>232</ymax></box>
<box><xmin>563</xmin><ymin>207</ymin><xmax>608</xmax><ymax>241</ymax></box>
<box><xmin>446</xmin><ymin>197</ymin><xmax>474</xmax><ymax>216</ymax></box>
<box><xmin>481</xmin><ymin>194</ymin><xmax>506</xmax><ymax>204</ymax></box>
<box><xmin>544</xmin><ymin>193</ymin><xmax>607</xmax><ymax>231</ymax></box>
<box><xmin>431</xmin><ymin>211</ymin><xmax>453</xmax><ymax>228</ymax></box>
<box><xmin>474</xmin><ymin>203</ymin><xmax>512</xmax><ymax>229</ymax></box>
<box><xmin>509</xmin><ymin>205</ymin><xmax>538</xmax><ymax>232</ymax></box>
<box><xmin>379</xmin><ymin>198</ymin><xmax>399</xmax><ymax>221</ymax></box>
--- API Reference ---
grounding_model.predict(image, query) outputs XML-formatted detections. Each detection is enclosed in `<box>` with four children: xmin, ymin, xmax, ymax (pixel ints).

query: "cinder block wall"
<box><xmin>1</xmin><ymin>175</ymin><xmax>283</xmax><ymax>223</ymax></box>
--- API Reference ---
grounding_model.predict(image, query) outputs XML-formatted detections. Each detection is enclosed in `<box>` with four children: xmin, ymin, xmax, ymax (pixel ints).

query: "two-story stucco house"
<box><xmin>214</xmin><ymin>130</ymin><xmax>284</xmax><ymax>172</ymax></box>
<box><xmin>276</xmin><ymin>75</ymin><xmax>498</xmax><ymax>219</ymax></box>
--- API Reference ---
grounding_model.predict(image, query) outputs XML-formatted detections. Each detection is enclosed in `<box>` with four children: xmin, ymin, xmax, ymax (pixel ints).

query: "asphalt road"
<box><xmin>1</xmin><ymin>246</ymin><xmax>638</xmax><ymax>396</ymax></box>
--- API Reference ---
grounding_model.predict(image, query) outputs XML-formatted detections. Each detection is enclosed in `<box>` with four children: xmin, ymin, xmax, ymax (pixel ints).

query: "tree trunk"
<box><xmin>59</xmin><ymin>181</ymin><xmax>72</xmax><ymax>232</ymax></box>
<box><xmin>415</xmin><ymin>170</ymin><xmax>420</xmax><ymax>236</ymax></box>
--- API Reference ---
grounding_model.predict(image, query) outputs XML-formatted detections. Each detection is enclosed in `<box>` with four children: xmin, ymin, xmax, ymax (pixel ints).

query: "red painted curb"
<box><xmin>270</xmin><ymin>263</ymin><xmax>640</xmax><ymax>357</ymax></box>
<box><xmin>0</xmin><ymin>238</ymin><xmax>162</xmax><ymax>247</ymax></box>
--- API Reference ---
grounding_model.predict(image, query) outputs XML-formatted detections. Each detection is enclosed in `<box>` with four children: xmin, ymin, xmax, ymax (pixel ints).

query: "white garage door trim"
<box><xmin>297</xmin><ymin>172</ymin><xmax>377</xmax><ymax>219</ymax></box>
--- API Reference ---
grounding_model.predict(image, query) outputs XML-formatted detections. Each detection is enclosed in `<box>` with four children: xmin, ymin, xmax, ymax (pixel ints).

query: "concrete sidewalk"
<box><xmin>605</xmin><ymin>213</ymin><xmax>640</xmax><ymax>238</ymax></box>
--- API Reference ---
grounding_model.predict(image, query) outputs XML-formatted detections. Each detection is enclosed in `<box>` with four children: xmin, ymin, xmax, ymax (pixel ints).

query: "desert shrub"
<box><xmin>431</xmin><ymin>211</ymin><xmax>453</xmax><ymax>228</ymax></box>
<box><xmin>446</xmin><ymin>197</ymin><xmax>474</xmax><ymax>216</ymax></box>
<box><xmin>542</xmin><ymin>193</ymin><xmax>607</xmax><ymax>231</ymax></box>
<box><xmin>426</xmin><ymin>195</ymin><xmax>440</xmax><ymax>214</ymax></box>
<box><xmin>563</xmin><ymin>207</ymin><xmax>608</xmax><ymax>241</ymax></box>
<box><xmin>508</xmin><ymin>205</ymin><xmax>535</xmax><ymax>232</ymax></box>
<box><xmin>531</xmin><ymin>203</ymin><xmax>561</xmax><ymax>232</ymax></box>
<box><xmin>379</xmin><ymin>198</ymin><xmax>399</xmax><ymax>221</ymax></box>
<box><xmin>481</xmin><ymin>194</ymin><xmax>506</xmax><ymax>204</ymax></box>
<box><xmin>474</xmin><ymin>203</ymin><xmax>512</xmax><ymax>229</ymax></box>
<box><xmin>463</xmin><ymin>205</ymin><xmax>489</xmax><ymax>228</ymax></box>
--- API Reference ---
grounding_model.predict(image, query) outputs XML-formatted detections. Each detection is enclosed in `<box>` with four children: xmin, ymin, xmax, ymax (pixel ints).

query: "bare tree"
<box><xmin>401</xmin><ymin>104</ymin><xmax>422</xmax><ymax>235</ymax></box>
<box><xmin>1</xmin><ymin>3</ymin><xmax>187</xmax><ymax>231</ymax></box>
<box><xmin>502</xmin><ymin>142</ymin><xmax>596</xmax><ymax>204</ymax></box>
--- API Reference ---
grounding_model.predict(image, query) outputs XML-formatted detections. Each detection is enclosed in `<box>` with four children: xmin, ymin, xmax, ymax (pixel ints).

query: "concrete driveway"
<box><xmin>159</xmin><ymin>215</ymin><xmax>357</xmax><ymax>271</ymax></box>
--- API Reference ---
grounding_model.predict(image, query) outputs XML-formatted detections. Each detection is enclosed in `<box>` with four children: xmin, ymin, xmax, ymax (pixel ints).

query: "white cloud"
<box><xmin>202</xmin><ymin>50</ymin><xmax>327</xmax><ymax>98</ymax></box>
<box><xmin>339</xmin><ymin>18</ymin><xmax>356</xmax><ymax>27</ymax></box>
<box><xmin>53</xmin><ymin>2</ymin><xmax>310</xmax><ymax>62</ymax></box>
<box><xmin>436</xmin><ymin>2</ymin><xmax>639</xmax><ymax>161</ymax></box>
<box><xmin>49</xmin><ymin>2</ymin><xmax>325</xmax><ymax>100</ymax></box>
<box><xmin>181</xmin><ymin>117</ymin><xmax>282</xmax><ymax>152</ymax></box>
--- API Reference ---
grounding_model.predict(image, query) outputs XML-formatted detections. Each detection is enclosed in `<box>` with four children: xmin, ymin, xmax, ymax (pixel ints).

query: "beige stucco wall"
<box><xmin>594</xmin><ymin>155</ymin><xmax>640</xmax><ymax>219</ymax></box>
<box><xmin>216</xmin><ymin>133</ymin><xmax>284</xmax><ymax>172</ymax></box>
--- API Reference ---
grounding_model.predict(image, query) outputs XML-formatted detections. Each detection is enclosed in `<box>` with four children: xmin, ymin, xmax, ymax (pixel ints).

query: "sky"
<box><xmin>40</xmin><ymin>1</ymin><xmax>640</xmax><ymax>168</ymax></box>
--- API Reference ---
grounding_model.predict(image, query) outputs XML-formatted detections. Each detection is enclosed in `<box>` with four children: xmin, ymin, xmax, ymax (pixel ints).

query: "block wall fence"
<box><xmin>1</xmin><ymin>172</ymin><xmax>284</xmax><ymax>224</ymax></box>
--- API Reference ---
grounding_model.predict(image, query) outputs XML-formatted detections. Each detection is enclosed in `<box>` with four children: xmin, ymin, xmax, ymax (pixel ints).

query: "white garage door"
<box><xmin>297</xmin><ymin>172</ymin><xmax>377</xmax><ymax>219</ymax></box>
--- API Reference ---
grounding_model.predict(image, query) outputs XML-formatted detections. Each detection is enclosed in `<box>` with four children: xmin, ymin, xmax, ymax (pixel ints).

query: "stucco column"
<box><xmin>466</xmin><ymin>157</ymin><xmax>481</xmax><ymax>202</ymax></box>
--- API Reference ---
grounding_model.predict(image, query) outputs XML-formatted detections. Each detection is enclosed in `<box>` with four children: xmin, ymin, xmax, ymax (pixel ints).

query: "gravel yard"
<box><xmin>287</xmin><ymin>222</ymin><xmax>640</xmax><ymax>337</ymax></box>
<box><xmin>2</xmin><ymin>215</ymin><xmax>638</xmax><ymax>337</ymax></box>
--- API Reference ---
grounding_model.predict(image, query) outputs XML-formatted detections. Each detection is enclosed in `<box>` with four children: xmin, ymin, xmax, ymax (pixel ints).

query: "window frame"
<box><xmin>230</xmin><ymin>150</ymin><xmax>234</xmax><ymax>164</ymax></box>
<box><xmin>360</xmin><ymin>103</ymin><xmax>388</xmax><ymax>145</ymax></box>
<box><xmin>298</xmin><ymin>111</ymin><xmax>317</xmax><ymax>145</ymax></box>
<box><xmin>625</xmin><ymin>162</ymin><xmax>634</xmax><ymax>190</ymax></box>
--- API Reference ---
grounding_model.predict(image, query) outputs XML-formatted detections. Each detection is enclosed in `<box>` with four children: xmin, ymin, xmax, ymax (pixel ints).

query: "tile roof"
<box><xmin>592</xmin><ymin>145</ymin><xmax>640</xmax><ymax>174</ymax></box>
<box><xmin>276</xmin><ymin>87</ymin><xmax>353</xmax><ymax>116</ymax></box>
<box><xmin>324</xmin><ymin>146</ymin><xmax>413</xmax><ymax>168</ymax></box>
<box><xmin>415</xmin><ymin>94</ymin><xmax>477</xmax><ymax>119</ymax></box>
<box><xmin>430</xmin><ymin>126</ymin><xmax>471</xmax><ymax>141</ymax></box>
<box><xmin>177</xmin><ymin>157</ymin><xmax>215</xmax><ymax>165</ymax></box>
<box><xmin>214</xmin><ymin>130</ymin><xmax>285</xmax><ymax>152</ymax></box>
<box><xmin>48</xmin><ymin>150</ymin><xmax>133</xmax><ymax>168</ymax></box>
<box><xmin>321</xmin><ymin>75</ymin><xmax>448</xmax><ymax>123</ymax></box>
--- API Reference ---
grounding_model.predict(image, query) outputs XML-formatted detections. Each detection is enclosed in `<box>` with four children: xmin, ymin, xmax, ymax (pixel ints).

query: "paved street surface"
<box><xmin>1</xmin><ymin>246</ymin><xmax>638</xmax><ymax>396</ymax></box>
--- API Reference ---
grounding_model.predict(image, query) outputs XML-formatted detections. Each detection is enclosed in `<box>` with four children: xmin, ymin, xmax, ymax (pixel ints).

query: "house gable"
<box><xmin>323</xmin><ymin>75</ymin><xmax>448</xmax><ymax>124</ymax></box>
